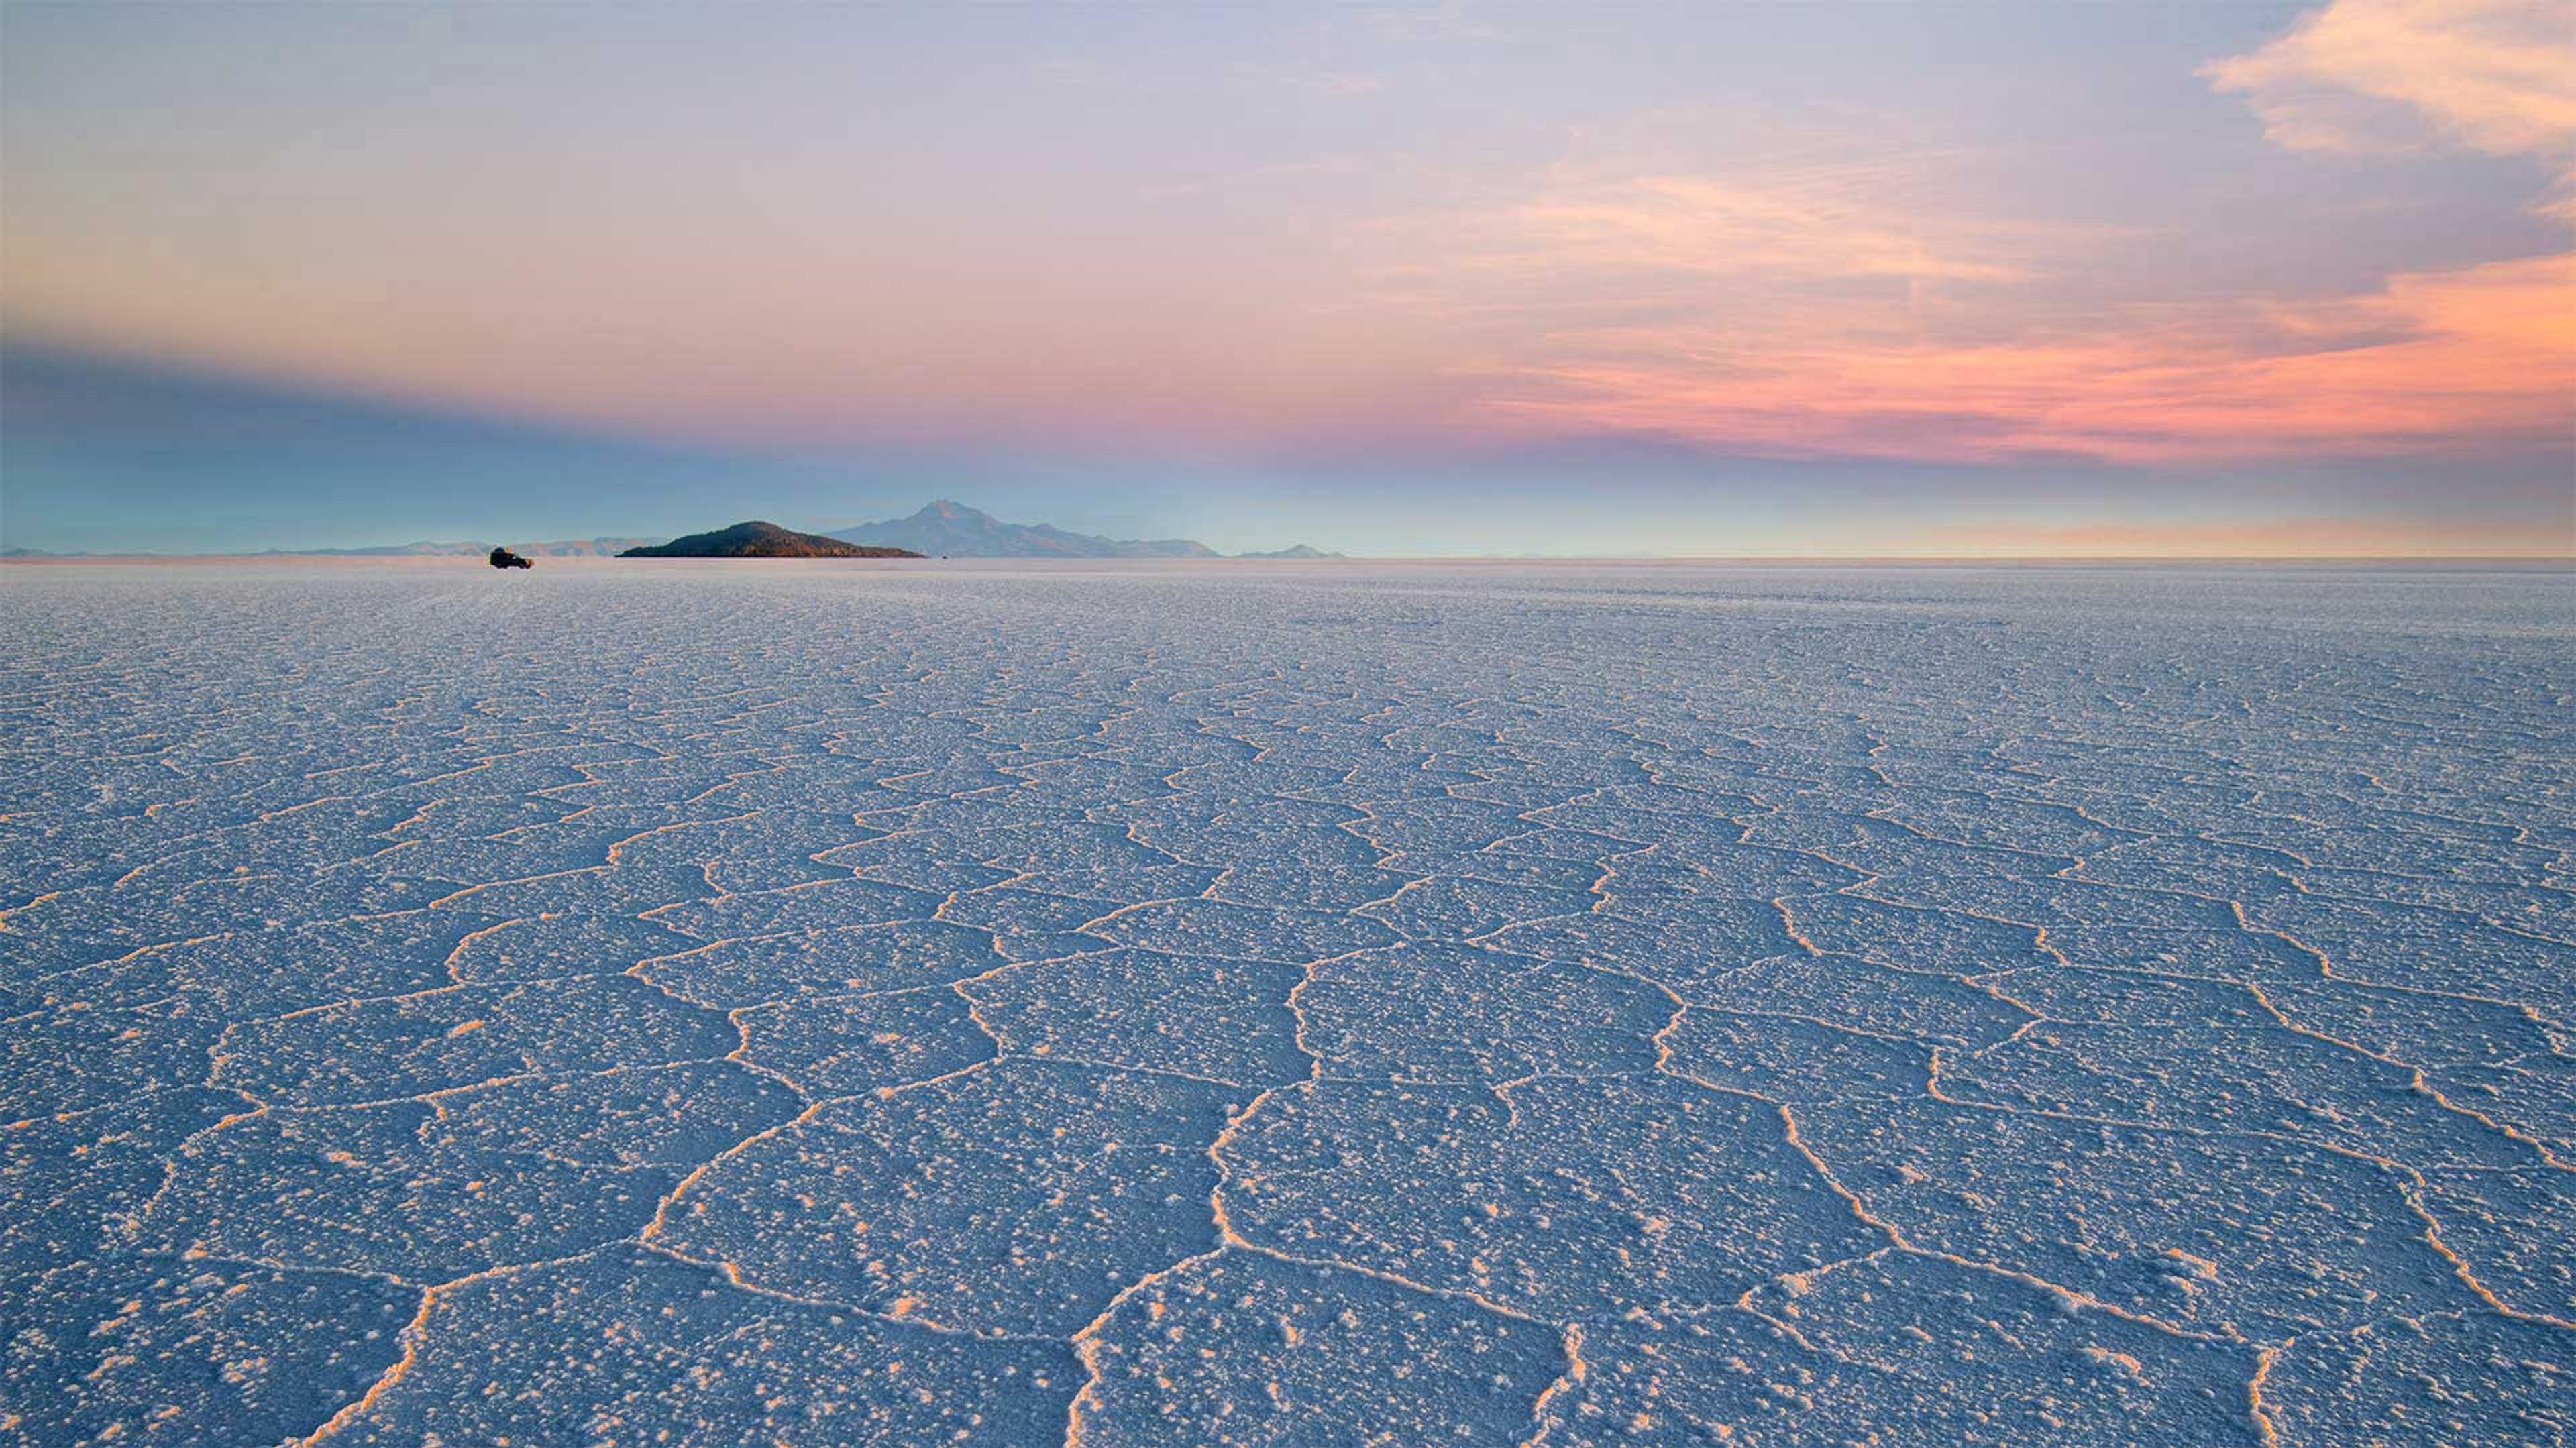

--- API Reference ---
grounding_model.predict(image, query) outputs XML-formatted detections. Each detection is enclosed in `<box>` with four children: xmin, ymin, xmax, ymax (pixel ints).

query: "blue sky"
<box><xmin>3</xmin><ymin>1</ymin><xmax>2570</xmax><ymax>555</ymax></box>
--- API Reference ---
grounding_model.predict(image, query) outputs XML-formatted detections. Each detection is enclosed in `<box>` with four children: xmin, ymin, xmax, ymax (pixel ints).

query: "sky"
<box><xmin>3</xmin><ymin>0</ymin><xmax>2571</xmax><ymax>557</ymax></box>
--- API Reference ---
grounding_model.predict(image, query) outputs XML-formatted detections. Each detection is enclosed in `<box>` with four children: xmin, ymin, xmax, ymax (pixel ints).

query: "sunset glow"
<box><xmin>3</xmin><ymin>0</ymin><xmax>2569</xmax><ymax>554</ymax></box>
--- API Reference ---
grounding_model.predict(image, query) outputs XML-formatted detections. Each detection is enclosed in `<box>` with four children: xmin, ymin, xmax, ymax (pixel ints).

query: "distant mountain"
<box><xmin>1237</xmin><ymin>543</ymin><xmax>1343</xmax><ymax>559</ymax></box>
<box><xmin>621</xmin><ymin>520</ymin><xmax>921</xmax><ymax>559</ymax></box>
<box><xmin>830</xmin><ymin>500</ymin><xmax>1219</xmax><ymax>558</ymax></box>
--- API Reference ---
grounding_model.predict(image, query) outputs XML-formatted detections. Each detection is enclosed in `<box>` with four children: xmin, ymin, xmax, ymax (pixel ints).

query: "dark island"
<box><xmin>619</xmin><ymin>521</ymin><xmax>923</xmax><ymax>559</ymax></box>
<box><xmin>488</xmin><ymin>546</ymin><xmax>533</xmax><ymax>569</ymax></box>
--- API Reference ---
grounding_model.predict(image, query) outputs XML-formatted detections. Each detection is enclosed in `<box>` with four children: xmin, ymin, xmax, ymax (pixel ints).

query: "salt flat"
<box><xmin>2</xmin><ymin>559</ymin><xmax>2569</xmax><ymax>1446</ymax></box>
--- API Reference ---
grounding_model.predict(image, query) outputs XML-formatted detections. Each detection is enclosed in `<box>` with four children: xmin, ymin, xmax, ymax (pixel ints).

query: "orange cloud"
<box><xmin>1470</xmin><ymin>251</ymin><xmax>2576</xmax><ymax>462</ymax></box>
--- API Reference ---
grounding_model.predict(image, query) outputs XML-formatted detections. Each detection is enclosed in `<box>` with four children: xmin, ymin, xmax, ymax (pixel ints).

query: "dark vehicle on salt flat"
<box><xmin>488</xmin><ymin>547</ymin><xmax>533</xmax><ymax>569</ymax></box>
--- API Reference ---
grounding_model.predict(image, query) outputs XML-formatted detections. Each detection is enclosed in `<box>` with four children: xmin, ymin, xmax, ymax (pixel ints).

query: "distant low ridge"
<box><xmin>258</xmin><ymin>537</ymin><xmax>661</xmax><ymax>558</ymax></box>
<box><xmin>830</xmin><ymin>500</ymin><xmax>1220</xmax><ymax>558</ymax></box>
<box><xmin>621</xmin><ymin>521</ymin><xmax>922</xmax><ymax>559</ymax></box>
<box><xmin>1238</xmin><ymin>543</ymin><xmax>1343</xmax><ymax>559</ymax></box>
<box><xmin>508</xmin><ymin>537</ymin><xmax>665</xmax><ymax>558</ymax></box>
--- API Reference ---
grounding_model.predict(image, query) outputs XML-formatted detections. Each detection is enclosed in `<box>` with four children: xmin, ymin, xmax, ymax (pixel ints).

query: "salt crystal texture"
<box><xmin>2</xmin><ymin>560</ymin><xmax>2568</xmax><ymax>1445</ymax></box>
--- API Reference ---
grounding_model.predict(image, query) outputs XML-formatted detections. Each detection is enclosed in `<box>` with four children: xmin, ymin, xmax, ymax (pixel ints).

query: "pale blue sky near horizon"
<box><xmin>3</xmin><ymin>1</ymin><xmax>2570</xmax><ymax>556</ymax></box>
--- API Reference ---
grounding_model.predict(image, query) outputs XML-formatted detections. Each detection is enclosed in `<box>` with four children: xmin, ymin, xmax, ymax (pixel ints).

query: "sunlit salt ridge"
<box><xmin>1</xmin><ymin>560</ymin><xmax>2567</xmax><ymax>1445</ymax></box>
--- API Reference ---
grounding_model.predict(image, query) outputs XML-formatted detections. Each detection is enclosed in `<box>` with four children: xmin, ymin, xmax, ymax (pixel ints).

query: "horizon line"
<box><xmin>8</xmin><ymin>551</ymin><xmax>2570</xmax><ymax>567</ymax></box>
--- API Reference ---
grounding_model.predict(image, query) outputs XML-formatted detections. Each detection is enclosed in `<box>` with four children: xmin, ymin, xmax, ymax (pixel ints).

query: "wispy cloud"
<box><xmin>1448</xmin><ymin>170</ymin><xmax>2039</xmax><ymax>285</ymax></box>
<box><xmin>1366</xmin><ymin>142</ymin><xmax>2071</xmax><ymax>308</ymax></box>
